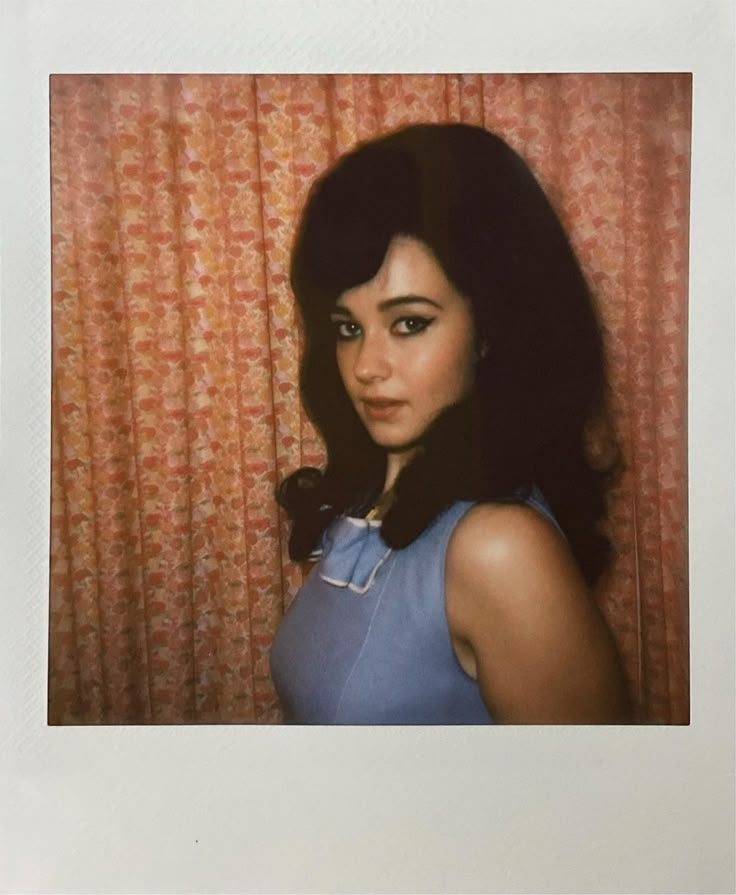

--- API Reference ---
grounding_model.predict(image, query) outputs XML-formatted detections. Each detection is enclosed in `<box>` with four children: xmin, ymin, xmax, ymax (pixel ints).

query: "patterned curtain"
<box><xmin>49</xmin><ymin>73</ymin><xmax>690</xmax><ymax>724</ymax></box>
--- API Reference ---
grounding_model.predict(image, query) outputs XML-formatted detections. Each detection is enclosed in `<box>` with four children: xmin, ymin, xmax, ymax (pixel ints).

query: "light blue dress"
<box><xmin>270</xmin><ymin>489</ymin><xmax>560</xmax><ymax>724</ymax></box>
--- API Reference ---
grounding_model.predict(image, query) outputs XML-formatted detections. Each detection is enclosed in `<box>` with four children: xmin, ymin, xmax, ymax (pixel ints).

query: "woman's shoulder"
<box><xmin>445</xmin><ymin>498</ymin><xmax>587</xmax><ymax>637</ymax></box>
<box><xmin>446</xmin><ymin>499</ymin><xmax>631</xmax><ymax>723</ymax></box>
<box><xmin>449</xmin><ymin>499</ymin><xmax>569</xmax><ymax>576</ymax></box>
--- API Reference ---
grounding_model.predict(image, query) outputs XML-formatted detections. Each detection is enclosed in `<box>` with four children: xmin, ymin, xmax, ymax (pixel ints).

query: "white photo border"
<box><xmin>1</xmin><ymin>0</ymin><xmax>734</xmax><ymax>892</ymax></box>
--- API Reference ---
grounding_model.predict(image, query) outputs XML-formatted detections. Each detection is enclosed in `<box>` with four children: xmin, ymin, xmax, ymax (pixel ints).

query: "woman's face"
<box><xmin>331</xmin><ymin>235</ymin><xmax>477</xmax><ymax>468</ymax></box>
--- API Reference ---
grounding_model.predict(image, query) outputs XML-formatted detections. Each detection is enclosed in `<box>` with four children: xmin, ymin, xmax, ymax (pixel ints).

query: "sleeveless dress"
<box><xmin>269</xmin><ymin>488</ymin><xmax>560</xmax><ymax>725</ymax></box>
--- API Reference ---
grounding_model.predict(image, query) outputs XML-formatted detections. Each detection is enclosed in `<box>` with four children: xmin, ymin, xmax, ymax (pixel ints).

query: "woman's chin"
<box><xmin>368</xmin><ymin>432</ymin><xmax>424</xmax><ymax>457</ymax></box>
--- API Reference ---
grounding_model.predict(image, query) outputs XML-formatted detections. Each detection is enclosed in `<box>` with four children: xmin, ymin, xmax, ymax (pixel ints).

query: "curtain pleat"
<box><xmin>49</xmin><ymin>73</ymin><xmax>691</xmax><ymax>724</ymax></box>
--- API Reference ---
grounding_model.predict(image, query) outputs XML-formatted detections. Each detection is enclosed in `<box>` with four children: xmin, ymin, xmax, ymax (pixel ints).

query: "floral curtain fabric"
<box><xmin>49</xmin><ymin>73</ymin><xmax>690</xmax><ymax>724</ymax></box>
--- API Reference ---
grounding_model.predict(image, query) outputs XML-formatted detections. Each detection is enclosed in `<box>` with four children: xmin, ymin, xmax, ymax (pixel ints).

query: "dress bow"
<box><xmin>317</xmin><ymin>516</ymin><xmax>392</xmax><ymax>594</ymax></box>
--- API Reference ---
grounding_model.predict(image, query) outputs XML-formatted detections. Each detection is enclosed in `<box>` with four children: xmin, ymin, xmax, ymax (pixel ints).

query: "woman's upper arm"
<box><xmin>446</xmin><ymin>504</ymin><xmax>631</xmax><ymax>724</ymax></box>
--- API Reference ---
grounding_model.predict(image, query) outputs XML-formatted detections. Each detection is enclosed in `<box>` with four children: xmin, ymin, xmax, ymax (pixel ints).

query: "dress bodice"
<box><xmin>269</xmin><ymin>487</ymin><xmax>562</xmax><ymax>725</ymax></box>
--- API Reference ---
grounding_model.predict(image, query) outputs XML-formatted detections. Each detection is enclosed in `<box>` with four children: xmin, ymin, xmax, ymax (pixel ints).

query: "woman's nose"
<box><xmin>353</xmin><ymin>335</ymin><xmax>391</xmax><ymax>383</ymax></box>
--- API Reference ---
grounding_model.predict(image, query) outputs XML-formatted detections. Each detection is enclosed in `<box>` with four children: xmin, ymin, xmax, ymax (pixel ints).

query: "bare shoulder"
<box><xmin>447</xmin><ymin>501</ymin><xmax>582</xmax><ymax>618</ymax></box>
<box><xmin>448</xmin><ymin>500</ymin><xmax>568</xmax><ymax>562</ymax></box>
<box><xmin>445</xmin><ymin>501</ymin><xmax>631</xmax><ymax>724</ymax></box>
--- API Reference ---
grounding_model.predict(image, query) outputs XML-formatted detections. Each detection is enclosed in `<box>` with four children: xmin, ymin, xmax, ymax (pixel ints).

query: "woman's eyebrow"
<box><xmin>379</xmin><ymin>295</ymin><xmax>442</xmax><ymax>311</ymax></box>
<box><xmin>332</xmin><ymin>295</ymin><xmax>442</xmax><ymax>316</ymax></box>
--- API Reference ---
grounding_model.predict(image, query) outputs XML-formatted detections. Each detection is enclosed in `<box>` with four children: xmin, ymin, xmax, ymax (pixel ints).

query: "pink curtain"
<box><xmin>49</xmin><ymin>73</ymin><xmax>690</xmax><ymax>724</ymax></box>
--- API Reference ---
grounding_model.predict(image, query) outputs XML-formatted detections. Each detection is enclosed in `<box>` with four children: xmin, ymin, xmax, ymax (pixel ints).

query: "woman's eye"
<box><xmin>332</xmin><ymin>320</ymin><xmax>361</xmax><ymax>341</ymax></box>
<box><xmin>393</xmin><ymin>316</ymin><xmax>433</xmax><ymax>336</ymax></box>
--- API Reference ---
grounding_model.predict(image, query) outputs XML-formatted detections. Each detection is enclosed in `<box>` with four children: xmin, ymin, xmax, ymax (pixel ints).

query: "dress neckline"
<box><xmin>316</xmin><ymin>514</ymin><xmax>391</xmax><ymax>594</ymax></box>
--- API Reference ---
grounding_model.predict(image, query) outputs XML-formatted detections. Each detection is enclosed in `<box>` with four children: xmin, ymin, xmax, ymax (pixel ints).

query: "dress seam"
<box><xmin>331</xmin><ymin>554</ymin><xmax>397</xmax><ymax>723</ymax></box>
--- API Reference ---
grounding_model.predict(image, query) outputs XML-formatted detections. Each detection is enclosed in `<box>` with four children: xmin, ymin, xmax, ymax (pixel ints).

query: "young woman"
<box><xmin>269</xmin><ymin>122</ymin><xmax>632</xmax><ymax>724</ymax></box>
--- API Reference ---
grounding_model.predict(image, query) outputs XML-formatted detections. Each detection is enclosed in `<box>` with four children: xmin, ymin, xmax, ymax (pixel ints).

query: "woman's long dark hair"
<box><xmin>278</xmin><ymin>122</ymin><xmax>619</xmax><ymax>586</ymax></box>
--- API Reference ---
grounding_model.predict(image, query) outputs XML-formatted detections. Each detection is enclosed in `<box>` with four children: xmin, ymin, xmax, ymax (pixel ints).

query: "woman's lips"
<box><xmin>362</xmin><ymin>398</ymin><xmax>405</xmax><ymax>422</ymax></box>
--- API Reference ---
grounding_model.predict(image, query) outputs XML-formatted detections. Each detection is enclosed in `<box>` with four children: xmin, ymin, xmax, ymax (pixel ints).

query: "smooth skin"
<box><xmin>446</xmin><ymin>503</ymin><xmax>631</xmax><ymax>723</ymax></box>
<box><xmin>334</xmin><ymin>235</ymin><xmax>631</xmax><ymax>724</ymax></box>
<box><xmin>332</xmin><ymin>235</ymin><xmax>477</xmax><ymax>491</ymax></box>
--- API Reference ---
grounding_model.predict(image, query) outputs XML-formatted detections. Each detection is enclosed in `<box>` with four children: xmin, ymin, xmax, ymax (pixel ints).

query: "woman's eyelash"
<box><xmin>331</xmin><ymin>320</ymin><xmax>361</xmax><ymax>340</ymax></box>
<box><xmin>330</xmin><ymin>315</ymin><xmax>435</xmax><ymax>340</ymax></box>
<box><xmin>393</xmin><ymin>316</ymin><xmax>434</xmax><ymax>335</ymax></box>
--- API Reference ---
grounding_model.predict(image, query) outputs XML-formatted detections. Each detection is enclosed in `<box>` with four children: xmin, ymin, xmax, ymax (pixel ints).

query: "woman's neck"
<box><xmin>383</xmin><ymin>447</ymin><xmax>417</xmax><ymax>493</ymax></box>
<box><xmin>365</xmin><ymin>490</ymin><xmax>394</xmax><ymax>521</ymax></box>
<box><xmin>366</xmin><ymin>447</ymin><xmax>417</xmax><ymax>520</ymax></box>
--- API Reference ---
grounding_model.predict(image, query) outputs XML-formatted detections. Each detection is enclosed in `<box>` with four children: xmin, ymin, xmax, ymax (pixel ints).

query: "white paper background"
<box><xmin>1</xmin><ymin>1</ymin><xmax>734</xmax><ymax>892</ymax></box>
